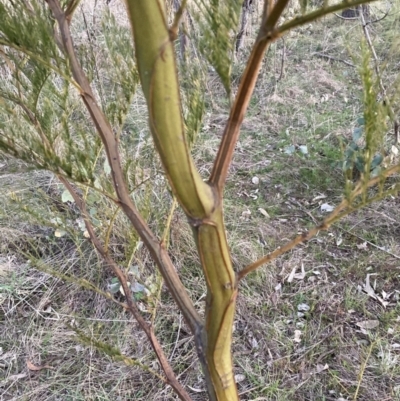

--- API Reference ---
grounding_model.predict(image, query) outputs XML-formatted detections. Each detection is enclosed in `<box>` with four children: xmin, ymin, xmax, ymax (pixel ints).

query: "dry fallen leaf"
<box><xmin>315</xmin><ymin>363</ymin><xmax>329</xmax><ymax>374</ymax></box>
<box><xmin>187</xmin><ymin>385</ymin><xmax>206</xmax><ymax>393</ymax></box>
<box><xmin>297</xmin><ymin>303</ymin><xmax>310</xmax><ymax>312</ymax></box>
<box><xmin>258</xmin><ymin>207</ymin><xmax>270</xmax><ymax>218</ymax></box>
<box><xmin>312</xmin><ymin>194</ymin><xmax>327</xmax><ymax>202</ymax></box>
<box><xmin>250</xmin><ymin>337</ymin><xmax>259</xmax><ymax>349</ymax></box>
<box><xmin>27</xmin><ymin>360</ymin><xmax>42</xmax><ymax>371</ymax></box>
<box><xmin>0</xmin><ymin>259</ymin><xmax>12</xmax><ymax>277</ymax></box>
<box><xmin>321</xmin><ymin>203</ymin><xmax>334</xmax><ymax>212</ymax></box>
<box><xmin>234</xmin><ymin>374</ymin><xmax>246</xmax><ymax>383</ymax></box>
<box><xmin>356</xmin><ymin>320</ymin><xmax>379</xmax><ymax>330</ymax></box>
<box><xmin>0</xmin><ymin>372</ymin><xmax>27</xmax><ymax>386</ymax></box>
<box><xmin>26</xmin><ymin>360</ymin><xmax>52</xmax><ymax>371</ymax></box>
<box><xmin>293</xmin><ymin>330</ymin><xmax>302</xmax><ymax>343</ymax></box>
<box><xmin>119</xmin><ymin>282</ymin><xmax>131</xmax><ymax>297</ymax></box>
<box><xmin>249</xmin><ymin>398</ymin><xmax>269</xmax><ymax>401</ymax></box>
<box><xmin>287</xmin><ymin>266</ymin><xmax>297</xmax><ymax>283</ymax></box>
<box><xmin>362</xmin><ymin>274</ymin><xmax>389</xmax><ymax>307</ymax></box>
<box><xmin>287</xmin><ymin>264</ymin><xmax>306</xmax><ymax>282</ymax></box>
<box><xmin>295</xmin><ymin>264</ymin><xmax>307</xmax><ymax>280</ymax></box>
<box><xmin>241</xmin><ymin>209</ymin><xmax>251</xmax><ymax>219</ymax></box>
<box><xmin>356</xmin><ymin>241</ymin><xmax>368</xmax><ymax>250</ymax></box>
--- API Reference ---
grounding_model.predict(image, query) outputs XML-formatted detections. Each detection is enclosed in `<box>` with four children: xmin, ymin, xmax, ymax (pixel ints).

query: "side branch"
<box><xmin>210</xmin><ymin>0</ymin><xmax>290</xmax><ymax>193</ymax></box>
<box><xmin>238</xmin><ymin>199</ymin><xmax>347</xmax><ymax>280</ymax></box>
<box><xmin>210</xmin><ymin>0</ymin><xmax>377</xmax><ymax>193</ymax></box>
<box><xmin>57</xmin><ymin>176</ymin><xmax>192</xmax><ymax>401</ymax></box>
<box><xmin>238</xmin><ymin>164</ymin><xmax>400</xmax><ymax>280</ymax></box>
<box><xmin>278</xmin><ymin>0</ymin><xmax>377</xmax><ymax>34</ymax></box>
<box><xmin>46</xmin><ymin>0</ymin><xmax>202</xmax><ymax>335</ymax></box>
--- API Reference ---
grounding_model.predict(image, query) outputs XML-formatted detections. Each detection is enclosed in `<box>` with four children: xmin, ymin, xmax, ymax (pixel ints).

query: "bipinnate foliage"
<box><xmin>0</xmin><ymin>4</ymin><xmax>141</xmax><ymax>187</ymax></box>
<box><xmin>192</xmin><ymin>0</ymin><xmax>243</xmax><ymax>95</ymax></box>
<box><xmin>1</xmin><ymin>1</ymin><xmax>399</xmax><ymax>401</ymax></box>
<box><xmin>181</xmin><ymin>63</ymin><xmax>206</xmax><ymax>147</ymax></box>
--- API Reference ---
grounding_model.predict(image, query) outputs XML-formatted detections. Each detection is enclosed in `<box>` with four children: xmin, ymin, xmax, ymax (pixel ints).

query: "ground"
<box><xmin>1</xmin><ymin>1</ymin><xmax>400</xmax><ymax>400</ymax></box>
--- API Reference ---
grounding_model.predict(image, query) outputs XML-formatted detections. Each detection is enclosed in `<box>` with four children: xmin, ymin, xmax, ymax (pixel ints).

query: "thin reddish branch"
<box><xmin>210</xmin><ymin>0</ymin><xmax>289</xmax><ymax>193</ymax></box>
<box><xmin>277</xmin><ymin>0</ymin><xmax>377</xmax><ymax>34</ymax></box>
<box><xmin>210</xmin><ymin>0</ymin><xmax>377</xmax><ymax>193</ymax></box>
<box><xmin>58</xmin><ymin>176</ymin><xmax>192</xmax><ymax>401</ymax></box>
<box><xmin>45</xmin><ymin>0</ymin><xmax>202</xmax><ymax>335</ymax></box>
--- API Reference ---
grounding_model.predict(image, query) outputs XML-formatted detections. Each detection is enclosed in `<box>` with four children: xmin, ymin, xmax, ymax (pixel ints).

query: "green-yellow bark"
<box><xmin>194</xmin><ymin>207</ymin><xmax>238</xmax><ymax>400</ymax></box>
<box><xmin>125</xmin><ymin>0</ymin><xmax>214</xmax><ymax>219</ymax></box>
<box><xmin>125</xmin><ymin>1</ymin><xmax>239</xmax><ymax>400</ymax></box>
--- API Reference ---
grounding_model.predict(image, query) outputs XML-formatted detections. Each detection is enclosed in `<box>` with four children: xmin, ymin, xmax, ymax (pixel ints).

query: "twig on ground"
<box><xmin>336</xmin><ymin>225</ymin><xmax>400</xmax><ymax>260</ymax></box>
<box><xmin>313</xmin><ymin>52</ymin><xmax>355</xmax><ymax>67</ymax></box>
<box><xmin>294</xmin><ymin>326</ymin><xmax>338</xmax><ymax>361</ymax></box>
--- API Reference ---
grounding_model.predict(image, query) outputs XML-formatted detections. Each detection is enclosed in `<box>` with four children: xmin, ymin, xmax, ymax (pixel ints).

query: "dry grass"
<box><xmin>1</xmin><ymin>1</ymin><xmax>400</xmax><ymax>400</ymax></box>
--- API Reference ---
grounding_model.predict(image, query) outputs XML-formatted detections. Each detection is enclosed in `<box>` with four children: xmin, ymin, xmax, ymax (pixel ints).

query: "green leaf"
<box><xmin>370</xmin><ymin>154</ymin><xmax>383</xmax><ymax>170</ymax></box>
<box><xmin>131</xmin><ymin>282</ymin><xmax>146</xmax><ymax>293</ymax></box>
<box><xmin>183</xmin><ymin>65</ymin><xmax>206</xmax><ymax>147</ymax></box>
<box><xmin>108</xmin><ymin>281</ymin><xmax>121</xmax><ymax>294</ymax></box>
<box><xmin>357</xmin><ymin>117</ymin><xmax>365</xmax><ymax>126</ymax></box>
<box><xmin>91</xmin><ymin>218</ymin><xmax>101</xmax><ymax>227</ymax></box>
<box><xmin>61</xmin><ymin>189</ymin><xmax>75</xmax><ymax>203</ymax></box>
<box><xmin>371</xmin><ymin>166</ymin><xmax>381</xmax><ymax>177</ymax></box>
<box><xmin>134</xmin><ymin>292</ymin><xmax>145</xmax><ymax>301</ymax></box>
<box><xmin>76</xmin><ymin>218</ymin><xmax>86</xmax><ymax>231</ymax></box>
<box><xmin>345</xmin><ymin>142</ymin><xmax>359</xmax><ymax>158</ymax></box>
<box><xmin>352</xmin><ymin>126</ymin><xmax>363</xmax><ymax>142</ymax></box>
<box><xmin>355</xmin><ymin>156</ymin><xmax>365</xmax><ymax>172</ymax></box>
<box><xmin>94</xmin><ymin>178</ymin><xmax>102</xmax><ymax>190</ymax></box>
<box><xmin>87</xmin><ymin>192</ymin><xmax>101</xmax><ymax>204</ymax></box>
<box><xmin>129</xmin><ymin>265</ymin><xmax>139</xmax><ymax>275</ymax></box>
<box><xmin>50</xmin><ymin>217</ymin><xmax>63</xmax><ymax>226</ymax></box>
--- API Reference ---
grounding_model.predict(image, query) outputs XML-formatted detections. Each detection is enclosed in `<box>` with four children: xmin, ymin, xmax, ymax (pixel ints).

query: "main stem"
<box><xmin>125</xmin><ymin>1</ymin><xmax>238</xmax><ymax>400</ymax></box>
<box><xmin>192</xmin><ymin>206</ymin><xmax>238</xmax><ymax>400</ymax></box>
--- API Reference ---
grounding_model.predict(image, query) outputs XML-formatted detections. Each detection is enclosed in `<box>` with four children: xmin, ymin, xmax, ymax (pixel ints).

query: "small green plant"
<box><xmin>343</xmin><ymin>116</ymin><xmax>384</xmax><ymax>178</ymax></box>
